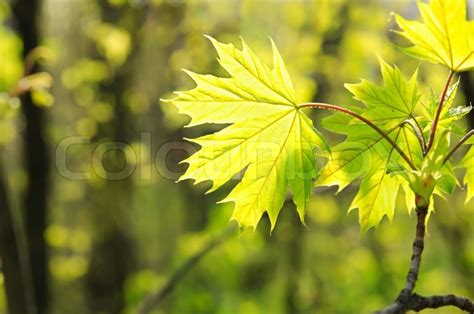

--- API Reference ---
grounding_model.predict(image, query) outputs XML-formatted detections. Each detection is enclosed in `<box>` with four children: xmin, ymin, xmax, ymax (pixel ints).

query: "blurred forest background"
<box><xmin>0</xmin><ymin>0</ymin><xmax>473</xmax><ymax>313</ymax></box>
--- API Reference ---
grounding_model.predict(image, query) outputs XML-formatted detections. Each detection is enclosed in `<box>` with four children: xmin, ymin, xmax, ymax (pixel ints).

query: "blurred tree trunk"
<box><xmin>460</xmin><ymin>72</ymin><xmax>474</xmax><ymax>128</ymax></box>
<box><xmin>0</xmin><ymin>157</ymin><xmax>36</xmax><ymax>314</ymax></box>
<box><xmin>281</xmin><ymin>205</ymin><xmax>305</xmax><ymax>314</ymax></box>
<box><xmin>11</xmin><ymin>0</ymin><xmax>50</xmax><ymax>314</ymax></box>
<box><xmin>458</xmin><ymin>73</ymin><xmax>474</xmax><ymax>291</ymax></box>
<box><xmin>84</xmin><ymin>4</ymin><xmax>146</xmax><ymax>313</ymax></box>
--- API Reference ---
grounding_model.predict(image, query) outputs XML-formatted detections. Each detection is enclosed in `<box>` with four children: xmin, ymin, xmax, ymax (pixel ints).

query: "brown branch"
<box><xmin>426</xmin><ymin>71</ymin><xmax>455</xmax><ymax>153</ymax></box>
<box><xmin>399</xmin><ymin>204</ymin><xmax>428</xmax><ymax>300</ymax></box>
<box><xmin>443</xmin><ymin>129</ymin><xmax>474</xmax><ymax>164</ymax></box>
<box><xmin>376</xmin><ymin>293</ymin><xmax>474</xmax><ymax>314</ymax></box>
<box><xmin>375</xmin><ymin>203</ymin><xmax>474</xmax><ymax>314</ymax></box>
<box><xmin>409</xmin><ymin>294</ymin><xmax>474</xmax><ymax>312</ymax></box>
<box><xmin>138</xmin><ymin>226</ymin><xmax>236</xmax><ymax>314</ymax></box>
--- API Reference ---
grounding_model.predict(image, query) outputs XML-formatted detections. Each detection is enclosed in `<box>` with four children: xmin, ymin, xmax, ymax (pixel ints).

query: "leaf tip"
<box><xmin>229</xmin><ymin>216</ymin><xmax>257</xmax><ymax>234</ymax></box>
<box><xmin>360</xmin><ymin>225</ymin><xmax>372</xmax><ymax>235</ymax></box>
<box><xmin>376</xmin><ymin>54</ymin><xmax>392</xmax><ymax>70</ymax></box>
<box><xmin>176</xmin><ymin>173</ymin><xmax>189</xmax><ymax>183</ymax></box>
<box><xmin>181</xmin><ymin>68</ymin><xmax>194</xmax><ymax>77</ymax></box>
<box><xmin>203</xmin><ymin>34</ymin><xmax>215</xmax><ymax>41</ymax></box>
<box><xmin>205</xmin><ymin>184</ymin><xmax>219</xmax><ymax>195</ymax></box>
<box><xmin>268</xmin><ymin>36</ymin><xmax>277</xmax><ymax>50</ymax></box>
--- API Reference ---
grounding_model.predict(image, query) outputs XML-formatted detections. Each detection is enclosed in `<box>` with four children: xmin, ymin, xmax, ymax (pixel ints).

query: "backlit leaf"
<box><xmin>344</xmin><ymin>57</ymin><xmax>421</xmax><ymax>127</ymax></box>
<box><xmin>318</xmin><ymin>59</ymin><xmax>422</xmax><ymax>230</ymax></box>
<box><xmin>167</xmin><ymin>36</ymin><xmax>327</xmax><ymax>230</ymax></box>
<box><xmin>394</xmin><ymin>0</ymin><xmax>474</xmax><ymax>72</ymax></box>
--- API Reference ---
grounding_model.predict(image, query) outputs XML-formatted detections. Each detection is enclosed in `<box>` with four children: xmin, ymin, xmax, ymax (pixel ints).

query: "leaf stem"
<box><xmin>442</xmin><ymin>129</ymin><xmax>474</xmax><ymax>164</ymax></box>
<box><xmin>401</xmin><ymin>118</ymin><xmax>426</xmax><ymax>154</ymax></box>
<box><xmin>409</xmin><ymin>115</ymin><xmax>423</xmax><ymax>138</ymax></box>
<box><xmin>299</xmin><ymin>102</ymin><xmax>417</xmax><ymax>170</ymax></box>
<box><xmin>426</xmin><ymin>71</ymin><xmax>455</xmax><ymax>153</ymax></box>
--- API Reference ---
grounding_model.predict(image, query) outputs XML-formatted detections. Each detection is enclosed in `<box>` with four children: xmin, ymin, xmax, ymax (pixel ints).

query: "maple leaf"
<box><xmin>350</xmin><ymin>168</ymin><xmax>401</xmax><ymax>231</ymax></box>
<box><xmin>317</xmin><ymin>125</ymin><xmax>408</xmax><ymax>231</ymax></box>
<box><xmin>344</xmin><ymin>57</ymin><xmax>421</xmax><ymax>128</ymax></box>
<box><xmin>317</xmin><ymin>59</ymin><xmax>422</xmax><ymax>231</ymax></box>
<box><xmin>394</xmin><ymin>0</ymin><xmax>474</xmax><ymax>72</ymax></box>
<box><xmin>166</xmin><ymin>36</ymin><xmax>327</xmax><ymax>230</ymax></box>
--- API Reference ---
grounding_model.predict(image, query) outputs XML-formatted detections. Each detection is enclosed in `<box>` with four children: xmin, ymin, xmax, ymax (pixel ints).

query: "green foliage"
<box><xmin>319</xmin><ymin>59</ymin><xmax>422</xmax><ymax>230</ymax></box>
<box><xmin>1</xmin><ymin>0</ymin><xmax>473</xmax><ymax>313</ymax></box>
<box><xmin>0</xmin><ymin>28</ymin><xmax>23</xmax><ymax>93</ymax></box>
<box><xmin>87</xmin><ymin>22</ymin><xmax>131</xmax><ymax>67</ymax></box>
<box><xmin>171</xmin><ymin>0</ymin><xmax>474</xmax><ymax>232</ymax></box>
<box><xmin>0</xmin><ymin>14</ymin><xmax>22</xmax><ymax>144</ymax></box>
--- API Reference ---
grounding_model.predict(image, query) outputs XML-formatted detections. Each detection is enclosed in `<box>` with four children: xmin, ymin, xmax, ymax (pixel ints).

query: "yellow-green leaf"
<box><xmin>395</xmin><ymin>0</ymin><xmax>474</xmax><ymax>72</ymax></box>
<box><xmin>345</xmin><ymin>57</ymin><xmax>421</xmax><ymax>127</ymax></box>
<box><xmin>349</xmin><ymin>169</ymin><xmax>400</xmax><ymax>233</ymax></box>
<box><xmin>318</xmin><ymin>59</ymin><xmax>422</xmax><ymax>230</ymax></box>
<box><xmin>166</xmin><ymin>36</ymin><xmax>327</xmax><ymax>230</ymax></box>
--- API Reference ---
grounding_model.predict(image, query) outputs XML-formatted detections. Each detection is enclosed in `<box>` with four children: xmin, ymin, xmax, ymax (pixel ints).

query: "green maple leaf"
<box><xmin>350</xmin><ymin>168</ymin><xmax>401</xmax><ymax>231</ymax></box>
<box><xmin>394</xmin><ymin>0</ymin><xmax>474</xmax><ymax>72</ymax></box>
<box><xmin>166</xmin><ymin>36</ymin><xmax>327</xmax><ymax>230</ymax></box>
<box><xmin>322</xmin><ymin>58</ymin><xmax>461</xmax><ymax>230</ymax></box>
<box><xmin>318</xmin><ymin>59</ymin><xmax>422</xmax><ymax>231</ymax></box>
<box><xmin>316</xmin><ymin>125</ymin><xmax>407</xmax><ymax>231</ymax></box>
<box><xmin>344</xmin><ymin>57</ymin><xmax>421</xmax><ymax>128</ymax></box>
<box><xmin>317</xmin><ymin>127</ymin><xmax>408</xmax><ymax>231</ymax></box>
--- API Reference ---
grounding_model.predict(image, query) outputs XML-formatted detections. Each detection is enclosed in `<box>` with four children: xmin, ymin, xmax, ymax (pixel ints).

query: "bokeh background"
<box><xmin>0</xmin><ymin>0</ymin><xmax>473</xmax><ymax>313</ymax></box>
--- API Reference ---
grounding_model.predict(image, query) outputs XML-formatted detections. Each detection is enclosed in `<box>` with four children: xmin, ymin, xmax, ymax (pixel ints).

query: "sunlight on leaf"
<box><xmin>394</xmin><ymin>0</ymin><xmax>474</xmax><ymax>72</ymax></box>
<box><xmin>318</xmin><ymin>58</ymin><xmax>422</xmax><ymax>231</ymax></box>
<box><xmin>166</xmin><ymin>36</ymin><xmax>327</xmax><ymax>230</ymax></box>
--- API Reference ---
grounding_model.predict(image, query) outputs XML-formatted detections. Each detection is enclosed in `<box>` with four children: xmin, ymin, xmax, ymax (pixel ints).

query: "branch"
<box><xmin>409</xmin><ymin>294</ymin><xmax>474</xmax><ymax>312</ymax></box>
<box><xmin>426</xmin><ymin>71</ymin><xmax>455</xmax><ymax>153</ymax></box>
<box><xmin>376</xmin><ymin>293</ymin><xmax>474</xmax><ymax>314</ymax></box>
<box><xmin>399</xmin><ymin>204</ymin><xmax>428</xmax><ymax>300</ymax></box>
<box><xmin>375</xmin><ymin>204</ymin><xmax>474</xmax><ymax>313</ymax></box>
<box><xmin>138</xmin><ymin>226</ymin><xmax>236</xmax><ymax>314</ymax></box>
<box><xmin>299</xmin><ymin>102</ymin><xmax>417</xmax><ymax>170</ymax></box>
<box><xmin>443</xmin><ymin>129</ymin><xmax>474</xmax><ymax>164</ymax></box>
